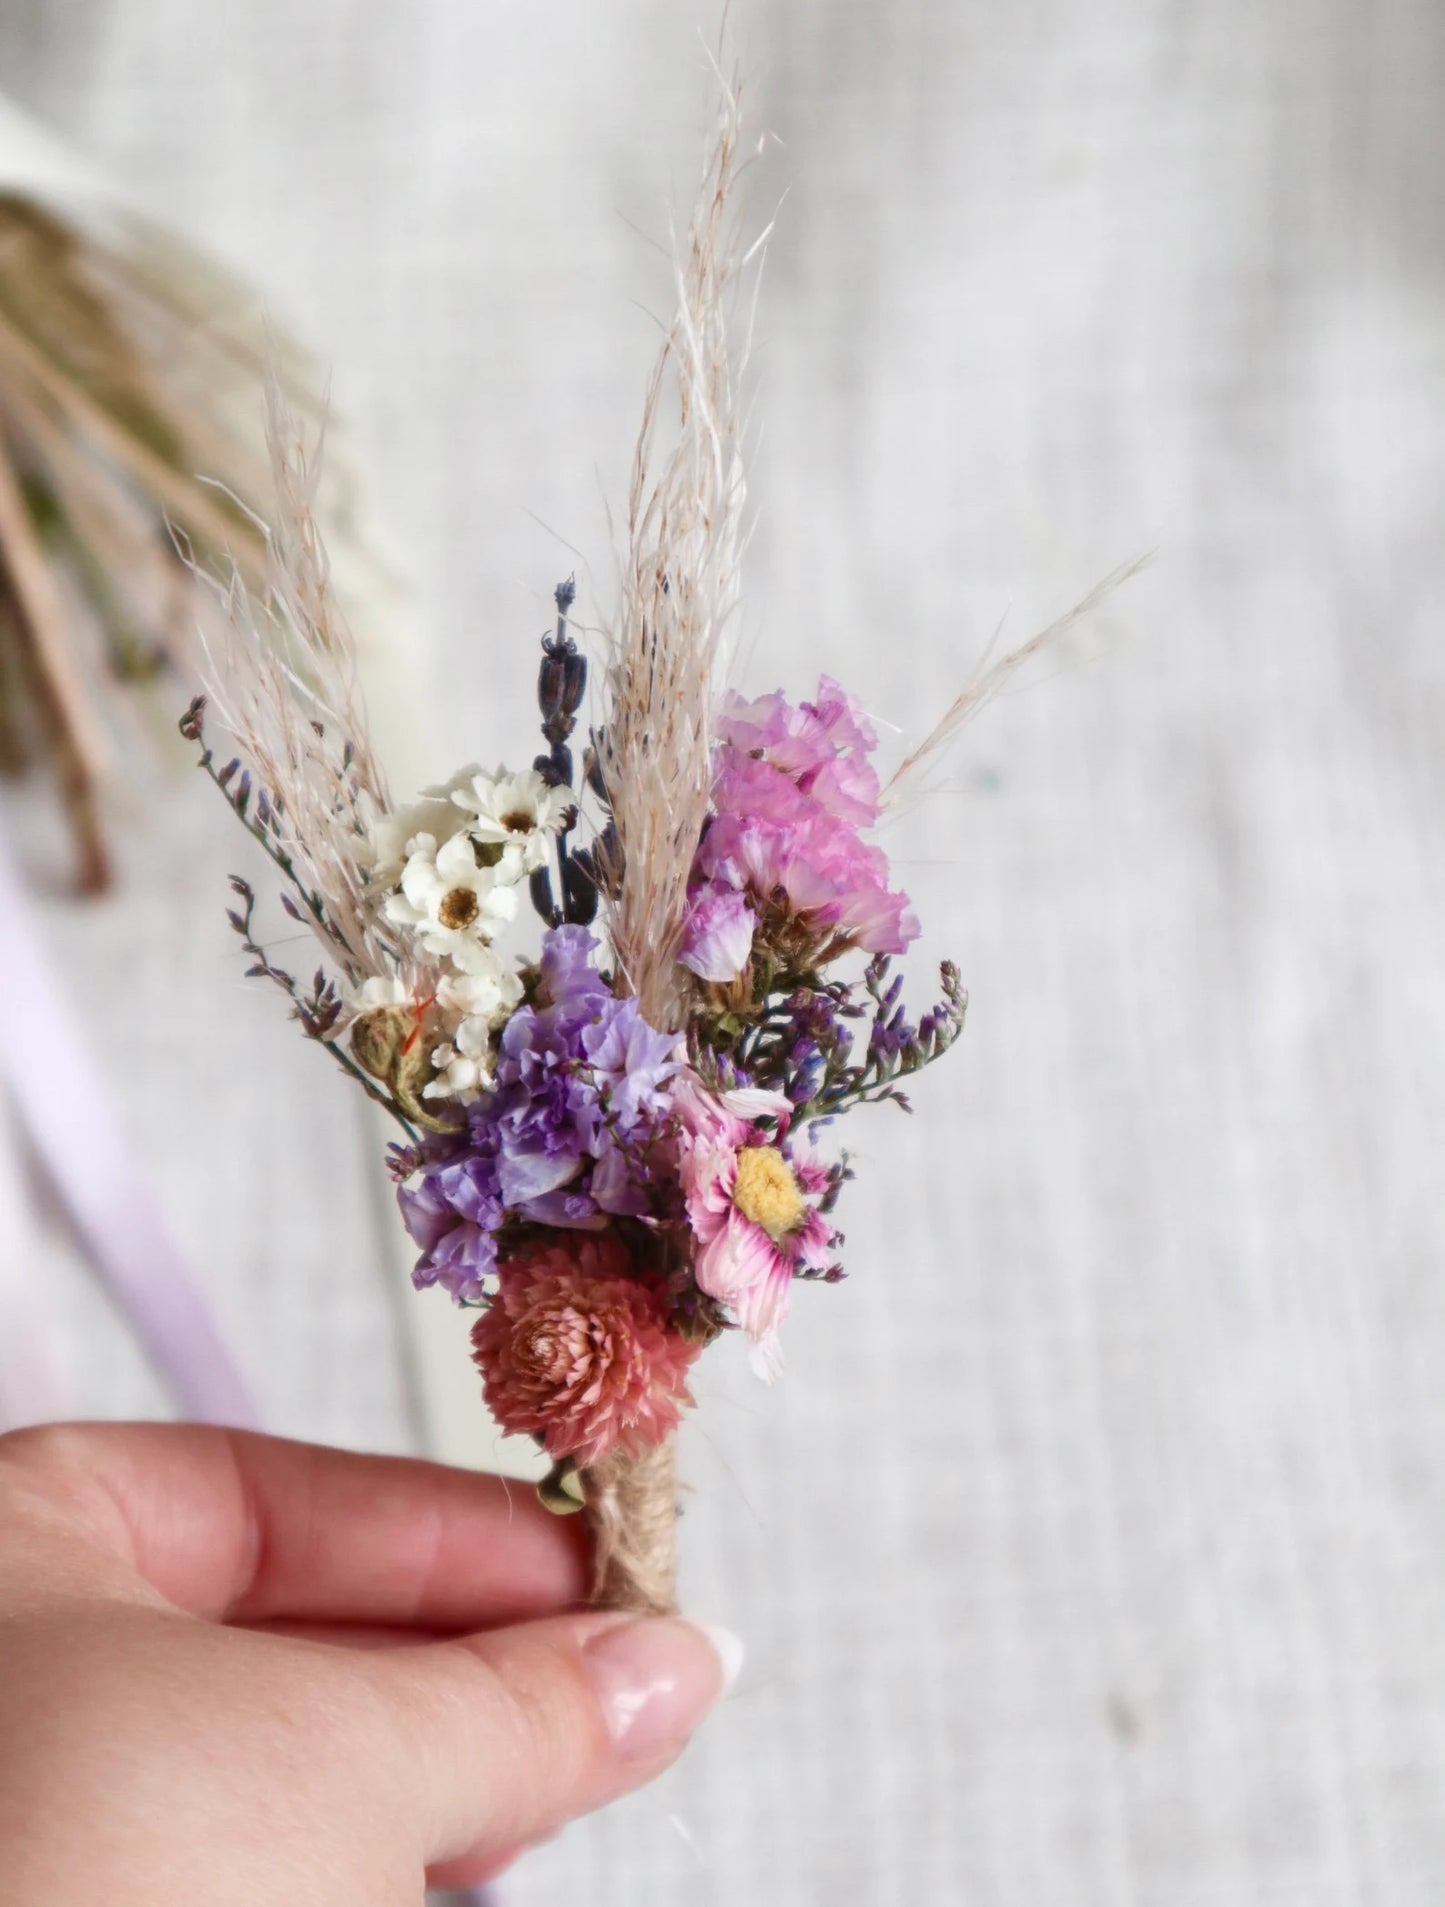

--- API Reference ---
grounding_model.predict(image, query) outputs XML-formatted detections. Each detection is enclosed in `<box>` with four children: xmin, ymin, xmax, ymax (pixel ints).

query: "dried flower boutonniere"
<box><xmin>188</xmin><ymin>80</ymin><xmax>1139</xmax><ymax>1614</ymax></box>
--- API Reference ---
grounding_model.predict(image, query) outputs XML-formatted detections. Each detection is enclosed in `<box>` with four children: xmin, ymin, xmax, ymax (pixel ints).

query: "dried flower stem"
<box><xmin>584</xmin><ymin>72</ymin><xmax>765</xmax><ymax>1611</ymax></box>
<box><xmin>600</xmin><ymin>73</ymin><xmax>759</xmax><ymax>1032</ymax></box>
<box><xmin>198</xmin><ymin>382</ymin><xmax>399</xmax><ymax>987</ymax></box>
<box><xmin>583</xmin><ymin>1438</ymin><xmax>679</xmax><ymax>1617</ymax></box>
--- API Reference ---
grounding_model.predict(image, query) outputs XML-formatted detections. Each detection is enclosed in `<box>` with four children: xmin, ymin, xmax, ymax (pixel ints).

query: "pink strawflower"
<box><xmin>671</xmin><ymin>1072</ymin><xmax>840</xmax><ymax>1373</ymax></box>
<box><xmin>470</xmin><ymin>1234</ymin><xmax>697</xmax><ymax>1463</ymax></box>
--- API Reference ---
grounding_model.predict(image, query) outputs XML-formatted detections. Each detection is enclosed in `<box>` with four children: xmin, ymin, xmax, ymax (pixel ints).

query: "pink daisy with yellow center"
<box><xmin>671</xmin><ymin>1073</ymin><xmax>840</xmax><ymax>1372</ymax></box>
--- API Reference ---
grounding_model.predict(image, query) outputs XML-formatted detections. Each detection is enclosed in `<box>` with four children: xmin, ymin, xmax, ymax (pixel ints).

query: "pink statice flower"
<box><xmin>718</xmin><ymin>675</ymin><xmax>881</xmax><ymax>826</ymax></box>
<box><xmin>670</xmin><ymin>1072</ymin><xmax>840</xmax><ymax>1372</ymax></box>
<box><xmin>678</xmin><ymin>880</ymin><xmax>757</xmax><ymax>982</ymax></box>
<box><xmin>690</xmin><ymin>678</ymin><xmax>918</xmax><ymax>963</ymax></box>
<box><xmin>470</xmin><ymin>1233</ymin><xmax>697</xmax><ymax>1463</ymax></box>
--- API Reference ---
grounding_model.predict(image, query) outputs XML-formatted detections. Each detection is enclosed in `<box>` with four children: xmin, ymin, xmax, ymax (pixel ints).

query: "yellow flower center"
<box><xmin>438</xmin><ymin>887</ymin><xmax>481</xmax><ymax>930</ymax></box>
<box><xmin>732</xmin><ymin>1145</ymin><xmax>805</xmax><ymax>1242</ymax></box>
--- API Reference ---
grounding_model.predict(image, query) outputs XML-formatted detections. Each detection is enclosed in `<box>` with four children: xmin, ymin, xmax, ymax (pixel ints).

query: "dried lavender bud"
<box><xmin>560</xmin><ymin>848</ymin><xmax>600</xmax><ymax>926</ymax></box>
<box><xmin>585</xmin><ymin>730</ymin><xmax>610</xmax><ymax>804</ymax></box>
<box><xmin>538</xmin><ymin>641</ymin><xmax>587</xmax><ymax>734</ymax></box>
<box><xmin>537</xmin><ymin>574</ymin><xmax>587</xmax><ymax>751</ymax></box>
<box><xmin>529</xmin><ymin>864</ymin><xmax>560</xmax><ymax>926</ymax></box>
<box><xmin>532</xmin><ymin>741</ymin><xmax>573</xmax><ymax>788</ymax></box>
<box><xmin>178</xmin><ymin>695</ymin><xmax>206</xmax><ymax>742</ymax></box>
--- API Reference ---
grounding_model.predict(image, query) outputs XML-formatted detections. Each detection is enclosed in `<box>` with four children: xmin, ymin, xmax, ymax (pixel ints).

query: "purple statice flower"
<box><xmin>488</xmin><ymin>1003</ymin><xmax>601</xmax><ymax>1205</ymax></box>
<box><xmin>538</xmin><ymin>923</ymin><xmax>611</xmax><ymax>1010</ymax></box>
<box><xmin>400</xmin><ymin>927</ymin><xmax>683</xmax><ymax>1294</ymax></box>
<box><xmin>582</xmin><ymin>997</ymin><xmax>681</xmax><ymax>1129</ymax></box>
<box><xmin>399</xmin><ymin>1126</ymin><xmax>504</xmax><ymax>1302</ymax></box>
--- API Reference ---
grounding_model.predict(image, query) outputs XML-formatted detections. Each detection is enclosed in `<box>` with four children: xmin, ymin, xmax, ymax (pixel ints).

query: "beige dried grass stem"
<box><xmin>599</xmin><ymin>73</ymin><xmax>760</xmax><ymax>1033</ymax></box>
<box><xmin>882</xmin><ymin>554</ymin><xmax>1151</xmax><ymax>808</ymax></box>
<box><xmin>587</xmin><ymin>72</ymin><xmax>765</xmax><ymax>1614</ymax></box>
<box><xmin>200</xmin><ymin>382</ymin><xmax>401</xmax><ymax>984</ymax></box>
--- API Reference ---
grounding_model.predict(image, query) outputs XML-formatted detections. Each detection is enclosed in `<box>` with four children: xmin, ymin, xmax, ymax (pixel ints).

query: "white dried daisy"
<box><xmin>362</xmin><ymin>766</ymin><xmax>483</xmax><ymax>891</ymax></box>
<box><xmin>423</xmin><ymin>1017</ymin><xmax>498</xmax><ymax>1100</ymax></box>
<box><xmin>436</xmin><ymin>957</ymin><xmax>524</xmax><ymax>1032</ymax></box>
<box><xmin>452</xmin><ymin>767</ymin><xmax>571</xmax><ymax>873</ymax></box>
<box><xmin>384</xmin><ymin>831</ymin><xmax>520</xmax><ymax>969</ymax></box>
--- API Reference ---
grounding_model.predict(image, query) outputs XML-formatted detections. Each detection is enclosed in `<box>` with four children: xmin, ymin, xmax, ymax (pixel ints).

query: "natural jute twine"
<box><xmin>582</xmin><ymin>1436</ymin><xmax>678</xmax><ymax>1616</ymax></box>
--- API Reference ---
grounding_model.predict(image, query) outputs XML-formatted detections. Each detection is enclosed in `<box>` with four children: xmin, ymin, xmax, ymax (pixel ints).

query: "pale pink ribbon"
<box><xmin>0</xmin><ymin>1094</ymin><xmax>74</xmax><ymax>1426</ymax></box>
<box><xmin>0</xmin><ymin>822</ymin><xmax>258</xmax><ymax>1427</ymax></box>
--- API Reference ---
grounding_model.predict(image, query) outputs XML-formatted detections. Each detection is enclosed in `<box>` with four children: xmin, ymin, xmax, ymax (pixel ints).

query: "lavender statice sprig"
<box><xmin>223</xmin><ymin>873</ymin><xmax>420</xmax><ymax>1141</ymax></box>
<box><xmin>734</xmin><ymin>955</ymin><xmax>967</xmax><ymax>1123</ymax></box>
<box><xmin>180</xmin><ymin>695</ymin><xmax>359</xmax><ymax>971</ymax></box>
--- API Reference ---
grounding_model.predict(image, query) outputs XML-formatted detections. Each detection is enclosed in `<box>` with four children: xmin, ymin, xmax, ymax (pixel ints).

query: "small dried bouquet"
<box><xmin>188</xmin><ymin>86</ymin><xmax>1117</xmax><ymax>1613</ymax></box>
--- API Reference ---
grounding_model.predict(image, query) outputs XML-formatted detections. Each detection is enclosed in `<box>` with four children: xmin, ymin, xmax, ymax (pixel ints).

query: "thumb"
<box><xmin>364</xmin><ymin>1609</ymin><xmax>741</xmax><ymax>1875</ymax></box>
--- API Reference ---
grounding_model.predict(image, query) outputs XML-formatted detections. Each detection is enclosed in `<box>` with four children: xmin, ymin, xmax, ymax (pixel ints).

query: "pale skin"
<box><xmin>0</xmin><ymin>1423</ymin><xmax>734</xmax><ymax>1904</ymax></box>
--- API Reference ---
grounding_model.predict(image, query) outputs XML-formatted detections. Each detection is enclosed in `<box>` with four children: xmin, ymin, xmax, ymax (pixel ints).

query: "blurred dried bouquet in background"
<box><xmin>0</xmin><ymin>94</ymin><xmax>384</xmax><ymax>893</ymax></box>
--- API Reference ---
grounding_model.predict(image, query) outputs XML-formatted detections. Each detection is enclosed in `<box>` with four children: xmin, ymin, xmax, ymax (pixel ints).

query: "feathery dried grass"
<box><xmin>600</xmin><ymin>73</ymin><xmax>764</xmax><ymax>1030</ymax></box>
<box><xmin>881</xmin><ymin>554</ymin><xmax>1151</xmax><ymax>807</ymax></box>
<box><xmin>201</xmin><ymin>382</ymin><xmax>401</xmax><ymax>984</ymax></box>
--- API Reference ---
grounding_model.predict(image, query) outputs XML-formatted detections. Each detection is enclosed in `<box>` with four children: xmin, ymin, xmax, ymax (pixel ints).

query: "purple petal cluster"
<box><xmin>400</xmin><ymin>928</ymin><xmax>681</xmax><ymax>1299</ymax></box>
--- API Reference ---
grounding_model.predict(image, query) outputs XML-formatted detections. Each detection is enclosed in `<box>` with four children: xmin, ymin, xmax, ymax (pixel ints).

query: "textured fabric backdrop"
<box><xmin>4</xmin><ymin>3</ymin><xmax>1445</xmax><ymax>1902</ymax></box>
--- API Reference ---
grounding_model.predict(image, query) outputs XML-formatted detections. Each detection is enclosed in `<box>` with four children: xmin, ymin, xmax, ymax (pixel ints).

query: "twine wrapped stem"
<box><xmin>581</xmin><ymin>1437</ymin><xmax>678</xmax><ymax>1616</ymax></box>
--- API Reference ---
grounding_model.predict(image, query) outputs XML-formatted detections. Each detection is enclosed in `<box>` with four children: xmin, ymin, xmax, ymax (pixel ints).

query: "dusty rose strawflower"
<box><xmin>470</xmin><ymin>1234</ymin><xmax>698</xmax><ymax>1463</ymax></box>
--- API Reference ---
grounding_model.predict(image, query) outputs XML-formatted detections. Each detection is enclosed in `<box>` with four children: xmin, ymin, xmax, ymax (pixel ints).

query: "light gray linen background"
<box><xmin>5</xmin><ymin>3</ymin><xmax>1445</xmax><ymax>1902</ymax></box>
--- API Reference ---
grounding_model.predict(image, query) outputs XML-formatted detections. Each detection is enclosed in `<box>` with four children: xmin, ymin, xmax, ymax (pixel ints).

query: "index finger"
<box><xmin>0</xmin><ymin>1423</ymin><xmax>587</xmax><ymax>1629</ymax></box>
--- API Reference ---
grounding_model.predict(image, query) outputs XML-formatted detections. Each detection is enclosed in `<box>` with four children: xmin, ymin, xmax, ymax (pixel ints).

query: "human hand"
<box><xmin>0</xmin><ymin>1423</ymin><xmax>736</xmax><ymax>1904</ymax></box>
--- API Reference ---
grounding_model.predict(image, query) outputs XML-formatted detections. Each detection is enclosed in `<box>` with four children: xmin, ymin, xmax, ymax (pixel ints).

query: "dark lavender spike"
<box><xmin>217</xmin><ymin>758</ymin><xmax>240</xmax><ymax>787</ymax></box>
<box><xmin>538</xmin><ymin>575</ymin><xmax>587</xmax><ymax>747</ymax></box>
<box><xmin>585</xmin><ymin>731</ymin><xmax>610</xmax><ymax>805</ymax></box>
<box><xmin>529</xmin><ymin>864</ymin><xmax>561</xmax><ymax>927</ymax></box>
<box><xmin>560</xmin><ymin>848</ymin><xmax>600</xmax><ymax>926</ymax></box>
